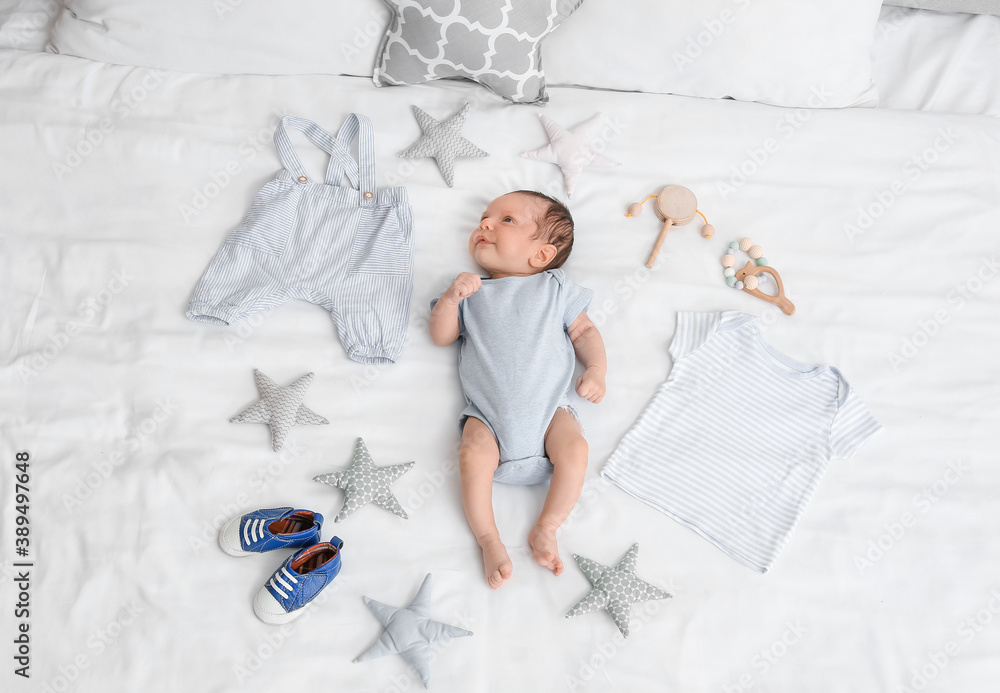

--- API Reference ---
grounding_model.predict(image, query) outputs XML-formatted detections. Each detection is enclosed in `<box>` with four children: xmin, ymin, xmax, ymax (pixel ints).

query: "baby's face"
<box><xmin>469</xmin><ymin>193</ymin><xmax>554</xmax><ymax>278</ymax></box>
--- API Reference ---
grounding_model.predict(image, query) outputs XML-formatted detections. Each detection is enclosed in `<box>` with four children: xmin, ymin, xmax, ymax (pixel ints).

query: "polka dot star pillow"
<box><xmin>372</xmin><ymin>0</ymin><xmax>585</xmax><ymax>104</ymax></box>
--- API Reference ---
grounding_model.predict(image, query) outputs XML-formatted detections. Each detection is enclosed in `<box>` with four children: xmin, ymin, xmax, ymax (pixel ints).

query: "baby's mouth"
<box><xmin>475</xmin><ymin>234</ymin><xmax>491</xmax><ymax>245</ymax></box>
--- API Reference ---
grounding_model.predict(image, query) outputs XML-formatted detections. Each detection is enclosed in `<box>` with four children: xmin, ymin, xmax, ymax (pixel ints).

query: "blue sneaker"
<box><xmin>219</xmin><ymin>507</ymin><xmax>323</xmax><ymax>556</ymax></box>
<box><xmin>253</xmin><ymin>538</ymin><xmax>344</xmax><ymax>624</ymax></box>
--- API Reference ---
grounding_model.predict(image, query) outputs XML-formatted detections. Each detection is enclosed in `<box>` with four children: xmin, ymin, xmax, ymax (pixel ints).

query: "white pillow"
<box><xmin>542</xmin><ymin>0</ymin><xmax>883</xmax><ymax>108</ymax></box>
<box><xmin>47</xmin><ymin>0</ymin><xmax>387</xmax><ymax>76</ymax></box>
<box><xmin>0</xmin><ymin>0</ymin><xmax>60</xmax><ymax>52</ymax></box>
<box><xmin>47</xmin><ymin>0</ymin><xmax>882</xmax><ymax>109</ymax></box>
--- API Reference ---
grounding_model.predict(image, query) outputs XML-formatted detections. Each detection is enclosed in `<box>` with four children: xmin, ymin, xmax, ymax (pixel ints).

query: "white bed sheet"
<box><xmin>1</xmin><ymin>47</ymin><xmax>1000</xmax><ymax>693</ymax></box>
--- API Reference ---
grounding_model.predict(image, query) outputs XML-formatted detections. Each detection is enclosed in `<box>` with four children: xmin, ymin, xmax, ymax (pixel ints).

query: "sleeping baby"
<box><xmin>430</xmin><ymin>190</ymin><xmax>607</xmax><ymax>589</ymax></box>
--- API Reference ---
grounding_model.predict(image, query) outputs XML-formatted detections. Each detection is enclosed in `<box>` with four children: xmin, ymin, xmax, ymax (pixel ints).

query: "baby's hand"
<box><xmin>576</xmin><ymin>366</ymin><xmax>606</xmax><ymax>404</ymax></box>
<box><xmin>443</xmin><ymin>272</ymin><xmax>482</xmax><ymax>305</ymax></box>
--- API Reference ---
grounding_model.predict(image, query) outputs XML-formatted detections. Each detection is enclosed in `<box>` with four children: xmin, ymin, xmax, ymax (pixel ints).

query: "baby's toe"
<box><xmin>534</xmin><ymin>551</ymin><xmax>554</xmax><ymax>569</ymax></box>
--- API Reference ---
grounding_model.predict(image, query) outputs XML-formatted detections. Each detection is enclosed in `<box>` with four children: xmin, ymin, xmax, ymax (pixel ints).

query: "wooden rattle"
<box><xmin>721</xmin><ymin>238</ymin><xmax>795</xmax><ymax>316</ymax></box>
<box><xmin>626</xmin><ymin>185</ymin><xmax>714</xmax><ymax>269</ymax></box>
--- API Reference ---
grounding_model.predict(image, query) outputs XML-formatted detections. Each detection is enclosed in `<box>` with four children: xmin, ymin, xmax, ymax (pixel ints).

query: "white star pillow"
<box><xmin>521</xmin><ymin>113</ymin><xmax>621</xmax><ymax>198</ymax></box>
<box><xmin>373</xmin><ymin>0</ymin><xmax>584</xmax><ymax>104</ymax></box>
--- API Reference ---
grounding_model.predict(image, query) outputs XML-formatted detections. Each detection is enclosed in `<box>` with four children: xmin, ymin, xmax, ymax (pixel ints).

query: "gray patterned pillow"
<box><xmin>372</xmin><ymin>0</ymin><xmax>585</xmax><ymax>104</ymax></box>
<box><xmin>883</xmin><ymin>0</ymin><xmax>1000</xmax><ymax>15</ymax></box>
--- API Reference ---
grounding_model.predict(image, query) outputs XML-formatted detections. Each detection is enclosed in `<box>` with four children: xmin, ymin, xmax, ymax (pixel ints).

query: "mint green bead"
<box><xmin>728</xmin><ymin>241</ymin><xmax>740</xmax><ymax>250</ymax></box>
<box><xmin>756</xmin><ymin>257</ymin><xmax>768</xmax><ymax>266</ymax></box>
<box><xmin>726</xmin><ymin>275</ymin><xmax>737</xmax><ymax>287</ymax></box>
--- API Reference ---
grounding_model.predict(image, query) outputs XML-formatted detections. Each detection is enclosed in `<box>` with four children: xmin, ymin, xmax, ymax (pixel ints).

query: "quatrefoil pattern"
<box><xmin>373</xmin><ymin>0</ymin><xmax>584</xmax><ymax>104</ymax></box>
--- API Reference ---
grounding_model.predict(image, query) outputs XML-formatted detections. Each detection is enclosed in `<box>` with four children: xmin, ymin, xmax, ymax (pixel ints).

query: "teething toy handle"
<box><xmin>736</xmin><ymin>262</ymin><xmax>796</xmax><ymax>316</ymax></box>
<box><xmin>743</xmin><ymin>288</ymin><xmax>796</xmax><ymax>316</ymax></box>
<box><xmin>775</xmin><ymin>294</ymin><xmax>796</xmax><ymax>315</ymax></box>
<box><xmin>645</xmin><ymin>219</ymin><xmax>674</xmax><ymax>269</ymax></box>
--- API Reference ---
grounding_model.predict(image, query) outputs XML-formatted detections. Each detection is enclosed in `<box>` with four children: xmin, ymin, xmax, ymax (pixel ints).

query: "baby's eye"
<box><xmin>503</xmin><ymin>216</ymin><xmax>514</xmax><ymax>223</ymax></box>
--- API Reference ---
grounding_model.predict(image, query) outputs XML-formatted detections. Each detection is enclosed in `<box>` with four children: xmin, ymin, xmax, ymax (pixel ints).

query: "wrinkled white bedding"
<box><xmin>1</xmin><ymin>7</ymin><xmax>1000</xmax><ymax>693</ymax></box>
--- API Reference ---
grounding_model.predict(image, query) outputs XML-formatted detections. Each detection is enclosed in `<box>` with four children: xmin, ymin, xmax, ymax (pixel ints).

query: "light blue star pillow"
<box><xmin>373</xmin><ymin>0</ymin><xmax>585</xmax><ymax>104</ymax></box>
<box><xmin>355</xmin><ymin>574</ymin><xmax>472</xmax><ymax>687</ymax></box>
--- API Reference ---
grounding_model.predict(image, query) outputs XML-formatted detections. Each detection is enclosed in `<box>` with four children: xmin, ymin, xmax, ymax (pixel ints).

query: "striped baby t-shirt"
<box><xmin>601</xmin><ymin>311</ymin><xmax>882</xmax><ymax>573</ymax></box>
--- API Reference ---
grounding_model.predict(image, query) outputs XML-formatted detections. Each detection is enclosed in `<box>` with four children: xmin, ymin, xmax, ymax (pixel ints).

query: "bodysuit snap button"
<box><xmin>298</xmin><ymin>176</ymin><xmax>308</xmax><ymax>183</ymax></box>
<box><xmin>364</xmin><ymin>191</ymin><xmax>374</xmax><ymax>199</ymax></box>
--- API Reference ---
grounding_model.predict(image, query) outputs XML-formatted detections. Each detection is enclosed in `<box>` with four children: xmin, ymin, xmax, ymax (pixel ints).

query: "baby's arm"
<box><xmin>568</xmin><ymin>311</ymin><xmax>607</xmax><ymax>403</ymax></box>
<box><xmin>430</xmin><ymin>272</ymin><xmax>482</xmax><ymax>346</ymax></box>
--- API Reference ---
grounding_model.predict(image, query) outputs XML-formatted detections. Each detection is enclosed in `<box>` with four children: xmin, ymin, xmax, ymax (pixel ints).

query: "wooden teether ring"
<box><xmin>735</xmin><ymin>261</ymin><xmax>796</xmax><ymax>315</ymax></box>
<box><xmin>645</xmin><ymin>185</ymin><xmax>698</xmax><ymax>269</ymax></box>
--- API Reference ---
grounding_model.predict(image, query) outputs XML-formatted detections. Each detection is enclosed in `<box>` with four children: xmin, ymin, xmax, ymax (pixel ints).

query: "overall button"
<box><xmin>298</xmin><ymin>176</ymin><xmax>308</xmax><ymax>183</ymax></box>
<box><xmin>364</xmin><ymin>191</ymin><xmax>374</xmax><ymax>200</ymax></box>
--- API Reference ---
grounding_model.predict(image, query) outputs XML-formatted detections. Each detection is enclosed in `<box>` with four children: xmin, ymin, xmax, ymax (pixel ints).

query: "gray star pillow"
<box><xmin>373</xmin><ymin>0</ymin><xmax>586</xmax><ymax>104</ymax></box>
<box><xmin>230</xmin><ymin>369</ymin><xmax>328</xmax><ymax>452</ymax></box>
<box><xmin>313</xmin><ymin>438</ymin><xmax>415</xmax><ymax>522</ymax></box>
<box><xmin>566</xmin><ymin>543</ymin><xmax>671</xmax><ymax>637</ymax></box>
<box><xmin>399</xmin><ymin>103</ymin><xmax>488</xmax><ymax>187</ymax></box>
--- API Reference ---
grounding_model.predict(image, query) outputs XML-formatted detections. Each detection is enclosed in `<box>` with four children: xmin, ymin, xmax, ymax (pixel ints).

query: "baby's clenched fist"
<box><xmin>443</xmin><ymin>272</ymin><xmax>482</xmax><ymax>304</ymax></box>
<box><xmin>575</xmin><ymin>367</ymin><xmax>606</xmax><ymax>404</ymax></box>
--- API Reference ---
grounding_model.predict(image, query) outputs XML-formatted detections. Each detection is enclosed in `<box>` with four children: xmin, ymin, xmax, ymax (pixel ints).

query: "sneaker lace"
<box><xmin>268</xmin><ymin>567</ymin><xmax>299</xmax><ymax>600</ymax></box>
<box><xmin>243</xmin><ymin>517</ymin><xmax>269</xmax><ymax>546</ymax></box>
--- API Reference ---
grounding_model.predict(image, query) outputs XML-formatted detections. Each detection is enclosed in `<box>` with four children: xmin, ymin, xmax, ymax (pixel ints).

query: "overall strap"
<box><xmin>273</xmin><ymin>115</ymin><xmax>360</xmax><ymax>188</ymax></box>
<box><xmin>330</xmin><ymin>113</ymin><xmax>377</xmax><ymax>205</ymax></box>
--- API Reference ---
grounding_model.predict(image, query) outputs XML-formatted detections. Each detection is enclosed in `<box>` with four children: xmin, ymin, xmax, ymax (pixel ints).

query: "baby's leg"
<box><xmin>530</xmin><ymin>407</ymin><xmax>588</xmax><ymax>576</ymax></box>
<box><xmin>459</xmin><ymin>417</ymin><xmax>513</xmax><ymax>590</ymax></box>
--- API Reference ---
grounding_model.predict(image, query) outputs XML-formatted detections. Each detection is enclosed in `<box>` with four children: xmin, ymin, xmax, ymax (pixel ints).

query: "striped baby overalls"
<box><xmin>186</xmin><ymin>114</ymin><xmax>414</xmax><ymax>365</ymax></box>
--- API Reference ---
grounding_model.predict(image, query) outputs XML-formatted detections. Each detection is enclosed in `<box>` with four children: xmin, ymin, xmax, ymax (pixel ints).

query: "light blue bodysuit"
<box><xmin>436</xmin><ymin>269</ymin><xmax>592</xmax><ymax>485</ymax></box>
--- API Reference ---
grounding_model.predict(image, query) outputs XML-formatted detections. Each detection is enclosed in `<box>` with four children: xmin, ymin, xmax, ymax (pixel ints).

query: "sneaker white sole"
<box><xmin>253</xmin><ymin>586</ymin><xmax>305</xmax><ymax>625</ymax></box>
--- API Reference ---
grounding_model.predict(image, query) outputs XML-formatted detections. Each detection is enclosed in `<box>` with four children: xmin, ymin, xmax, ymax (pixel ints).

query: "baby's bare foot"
<box><xmin>528</xmin><ymin>524</ymin><xmax>564</xmax><ymax>576</ymax></box>
<box><xmin>479</xmin><ymin>536</ymin><xmax>513</xmax><ymax>590</ymax></box>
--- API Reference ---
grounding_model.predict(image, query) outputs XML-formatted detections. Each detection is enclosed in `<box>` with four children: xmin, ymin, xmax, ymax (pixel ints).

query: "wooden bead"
<box><xmin>721</xmin><ymin>254</ymin><xmax>736</xmax><ymax>268</ymax></box>
<box><xmin>748</xmin><ymin>245</ymin><xmax>763</xmax><ymax>259</ymax></box>
<box><xmin>701</xmin><ymin>223</ymin><xmax>715</xmax><ymax>238</ymax></box>
<box><xmin>739</xmin><ymin>237</ymin><xmax>753</xmax><ymax>251</ymax></box>
<box><xmin>626</xmin><ymin>202</ymin><xmax>643</xmax><ymax>217</ymax></box>
<box><xmin>743</xmin><ymin>275</ymin><xmax>758</xmax><ymax>290</ymax></box>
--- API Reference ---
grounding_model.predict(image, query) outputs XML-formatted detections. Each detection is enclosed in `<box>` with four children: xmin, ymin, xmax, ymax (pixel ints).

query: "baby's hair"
<box><xmin>513</xmin><ymin>190</ymin><xmax>574</xmax><ymax>269</ymax></box>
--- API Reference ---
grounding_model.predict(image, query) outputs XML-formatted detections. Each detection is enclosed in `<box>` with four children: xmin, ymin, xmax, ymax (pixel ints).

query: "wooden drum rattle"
<box><xmin>626</xmin><ymin>185</ymin><xmax>714</xmax><ymax>269</ymax></box>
